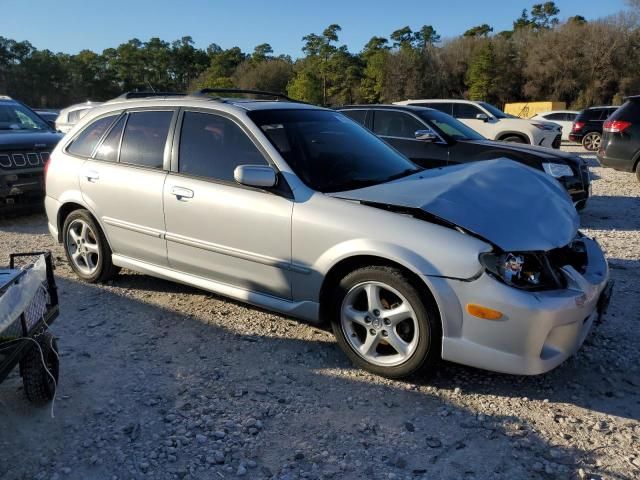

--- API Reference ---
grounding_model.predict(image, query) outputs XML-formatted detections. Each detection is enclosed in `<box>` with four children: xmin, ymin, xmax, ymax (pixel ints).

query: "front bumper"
<box><xmin>0</xmin><ymin>167</ymin><xmax>45</xmax><ymax>203</ymax></box>
<box><xmin>534</xmin><ymin>131</ymin><xmax>562</xmax><ymax>149</ymax></box>
<box><xmin>434</xmin><ymin>237</ymin><xmax>610</xmax><ymax>375</ymax></box>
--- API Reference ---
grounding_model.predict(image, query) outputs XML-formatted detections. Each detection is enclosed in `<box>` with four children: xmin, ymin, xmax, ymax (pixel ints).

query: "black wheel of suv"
<box><xmin>502</xmin><ymin>135</ymin><xmax>527</xmax><ymax>144</ymax></box>
<box><xmin>329</xmin><ymin>266</ymin><xmax>441</xmax><ymax>379</ymax></box>
<box><xmin>62</xmin><ymin>209</ymin><xmax>119</xmax><ymax>283</ymax></box>
<box><xmin>20</xmin><ymin>332</ymin><xmax>59</xmax><ymax>404</ymax></box>
<box><xmin>582</xmin><ymin>132</ymin><xmax>601</xmax><ymax>151</ymax></box>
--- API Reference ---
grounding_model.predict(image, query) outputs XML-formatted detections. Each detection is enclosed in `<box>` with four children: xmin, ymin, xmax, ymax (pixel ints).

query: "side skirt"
<box><xmin>111</xmin><ymin>254</ymin><xmax>321</xmax><ymax>323</ymax></box>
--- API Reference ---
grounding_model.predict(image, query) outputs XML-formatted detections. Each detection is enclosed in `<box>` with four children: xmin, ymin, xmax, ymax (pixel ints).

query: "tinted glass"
<box><xmin>249</xmin><ymin>109</ymin><xmax>421</xmax><ymax>193</ymax></box>
<box><xmin>544</xmin><ymin>113</ymin><xmax>564</xmax><ymax>121</ymax></box>
<box><xmin>373</xmin><ymin>110</ymin><xmax>424</xmax><ymax>138</ymax></box>
<box><xmin>178</xmin><ymin>111</ymin><xmax>267</xmax><ymax>181</ymax></box>
<box><xmin>341</xmin><ymin>109</ymin><xmax>367</xmax><ymax>126</ymax></box>
<box><xmin>119</xmin><ymin>111</ymin><xmax>173</xmax><ymax>169</ymax></box>
<box><xmin>411</xmin><ymin>102</ymin><xmax>453</xmax><ymax>115</ymax></box>
<box><xmin>0</xmin><ymin>102</ymin><xmax>50</xmax><ymax>131</ymax></box>
<box><xmin>94</xmin><ymin>116</ymin><xmax>126</xmax><ymax>162</ymax></box>
<box><xmin>67</xmin><ymin>115</ymin><xmax>117</xmax><ymax>157</ymax></box>
<box><xmin>453</xmin><ymin>103</ymin><xmax>484</xmax><ymax>119</ymax></box>
<box><xmin>610</xmin><ymin>100</ymin><xmax>640</xmax><ymax>122</ymax></box>
<box><xmin>416</xmin><ymin>110</ymin><xmax>485</xmax><ymax>140</ymax></box>
<box><xmin>477</xmin><ymin>102</ymin><xmax>508</xmax><ymax>119</ymax></box>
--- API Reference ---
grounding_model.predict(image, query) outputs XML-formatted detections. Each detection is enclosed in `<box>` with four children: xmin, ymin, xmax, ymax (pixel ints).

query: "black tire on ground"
<box><xmin>635</xmin><ymin>162</ymin><xmax>640</xmax><ymax>183</ymax></box>
<box><xmin>501</xmin><ymin>135</ymin><xmax>528</xmax><ymax>144</ymax></box>
<box><xmin>62</xmin><ymin>209</ymin><xmax>120</xmax><ymax>283</ymax></box>
<box><xmin>20</xmin><ymin>332</ymin><xmax>59</xmax><ymax>404</ymax></box>
<box><xmin>329</xmin><ymin>266</ymin><xmax>441</xmax><ymax>379</ymax></box>
<box><xmin>575</xmin><ymin>200</ymin><xmax>587</xmax><ymax>211</ymax></box>
<box><xmin>582</xmin><ymin>132</ymin><xmax>601</xmax><ymax>151</ymax></box>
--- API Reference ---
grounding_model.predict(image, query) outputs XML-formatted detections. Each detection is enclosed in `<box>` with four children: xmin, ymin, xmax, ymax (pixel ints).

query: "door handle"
<box><xmin>83</xmin><ymin>170</ymin><xmax>100</xmax><ymax>182</ymax></box>
<box><xmin>170</xmin><ymin>186</ymin><xmax>194</xmax><ymax>200</ymax></box>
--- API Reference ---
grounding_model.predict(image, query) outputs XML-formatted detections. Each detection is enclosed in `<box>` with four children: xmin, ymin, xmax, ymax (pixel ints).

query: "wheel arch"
<box><xmin>496</xmin><ymin>131</ymin><xmax>531</xmax><ymax>144</ymax></box>
<box><xmin>56</xmin><ymin>200</ymin><xmax>110</xmax><ymax>248</ymax></box>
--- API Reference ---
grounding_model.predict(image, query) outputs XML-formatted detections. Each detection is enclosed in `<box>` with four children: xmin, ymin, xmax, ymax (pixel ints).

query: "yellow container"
<box><xmin>504</xmin><ymin>101</ymin><xmax>567</xmax><ymax>119</ymax></box>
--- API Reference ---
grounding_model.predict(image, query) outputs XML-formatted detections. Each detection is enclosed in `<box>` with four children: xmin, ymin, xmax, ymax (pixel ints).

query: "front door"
<box><xmin>163</xmin><ymin>110</ymin><xmax>292</xmax><ymax>299</ymax></box>
<box><xmin>372</xmin><ymin>110</ymin><xmax>449</xmax><ymax>168</ymax></box>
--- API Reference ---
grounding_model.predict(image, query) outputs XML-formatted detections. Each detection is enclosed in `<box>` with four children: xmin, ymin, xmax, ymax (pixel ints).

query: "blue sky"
<box><xmin>2</xmin><ymin>0</ymin><xmax>630</xmax><ymax>57</ymax></box>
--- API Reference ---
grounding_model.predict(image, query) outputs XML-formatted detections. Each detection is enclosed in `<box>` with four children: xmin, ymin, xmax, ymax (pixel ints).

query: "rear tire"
<box><xmin>329</xmin><ymin>266</ymin><xmax>441</xmax><ymax>379</ymax></box>
<box><xmin>62</xmin><ymin>209</ymin><xmax>120</xmax><ymax>283</ymax></box>
<box><xmin>582</xmin><ymin>132</ymin><xmax>601</xmax><ymax>151</ymax></box>
<box><xmin>21</xmin><ymin>332</ymin><xmax>59</xmax><ymax>404</ymax></box>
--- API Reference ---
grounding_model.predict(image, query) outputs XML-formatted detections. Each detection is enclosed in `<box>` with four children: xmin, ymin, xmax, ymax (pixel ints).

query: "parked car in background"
<box><xmin>597</xmin><ymin>96</ymin><xmax>640</xmax><ymax>181</ymax></box>
<box><xmin>0</xmin><ymin>96</ymin><xmax>63</xmax><ymax>209</ymax></box>
<box><xmin>55</xmin><ymin>101</ymin><xmax>102</xmax><ymax>133</ymax></box>
<box><xmin>531</xmin><ymin>110</ymin><xmax>579</xmax><ymax>141</ymax></box>
<box><xmin>33</xmin><ymin>109</ymin><xmax>60</xmax><ymax>127</ymax></box>
<box><xmin>394</xmin><ymin>99</ymin><xmax>562</xmax><ymax>149</ymax></box>
<box><xmin>45</xmin><ymin>89</ymin><xmax>611</xmax><ymax>378</ymax></box>
<box><xmin>569</xmin><ymin>106</ymin><xmax>618</xmax><ymax>151</ymax></box>
<box><xmin>338</xmin><ymin>105</ymin><xmax>591</xmax><ymax>209</ymax></box>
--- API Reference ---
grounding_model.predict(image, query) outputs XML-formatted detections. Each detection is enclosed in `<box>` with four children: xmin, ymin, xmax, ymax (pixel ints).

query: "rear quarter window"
<box><xmin>610</xmin><ymin>100</ymin><xmax>640</xmax><ymax>122</ymax></box>
<box><xmin>67</xmin><ymin>115</ymin><xmax>118</xmax><ymax>158</ymax></box>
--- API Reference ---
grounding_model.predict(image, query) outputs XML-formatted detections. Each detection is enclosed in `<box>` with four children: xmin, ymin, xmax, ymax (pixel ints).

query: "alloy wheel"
<box><xmin>65</xmin><ymin>219</ymin><xmax>100</xmax><ymax>275</ymax></box>
<box><xmin>583</xmin><ymin>132</ymin><xmax>601</xmax><ymax>151</ymax></box>
<box><xmin>340</xmin><ymin>281</ymin><xmax>419</xmax><ymax>367</ymax></box>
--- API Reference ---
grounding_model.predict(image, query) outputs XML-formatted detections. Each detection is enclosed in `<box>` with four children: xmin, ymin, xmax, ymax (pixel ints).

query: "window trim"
<box><xmin>169</xmin><ymin>107</ymin><xmax>291</xmax><ymax>197</ymax></box>
<box><xmin>453</xmin><ymin>102</ymin><xmax>486</xmax><ymax>120</ymax></box>
<box><xmin>371</xmin><ymin>108</ymin><xmax>447</xmax><ymax>145</ymax></box>
<box><xmin>339</xmin><ymin>108</ymin><xmax>370</xmax><ymax>127</ymax></box>
<box><xmin>90</xmin><ymin>112</ymin><xmax>127</xmax><ymax>162</ymax></box>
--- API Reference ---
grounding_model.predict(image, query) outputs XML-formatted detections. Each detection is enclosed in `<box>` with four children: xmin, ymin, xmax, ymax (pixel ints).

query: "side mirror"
<box><xmin>414</xmin><ymin>129</ymin><xmax>438</xmax><ymax>142</ymax></box>
<box><xmin>234</xmin><ymin>165</ymin><xmax>277</xmax><ymax>188</ymax></box>
<box><xmin>476</xmin><ymin>113</ymin><xmax>489</xmax><ymax>122</ymax></box>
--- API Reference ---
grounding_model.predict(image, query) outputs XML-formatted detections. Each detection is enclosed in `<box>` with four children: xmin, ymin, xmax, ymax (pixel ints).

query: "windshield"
<box><xmin>249</xmin><ymin>109</ymin><xmax>421</xmax><ymax>193</ymax></box>
<box><xmin>478</xmin><ymin>102</ymin><xmax>508</xmax><ymax>119</ymax></box>
<box><xmin>0</xmin><ymin>102</ymin><xmax>51</xmax><ymax>131</ymax></box>
<box><xmin>416</xmin><ymin>109</ymin><xmax>485</xmax><ymax>141</ymax></box>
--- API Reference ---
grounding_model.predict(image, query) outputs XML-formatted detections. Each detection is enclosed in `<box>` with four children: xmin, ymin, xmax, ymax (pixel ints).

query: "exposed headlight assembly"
<box><xmin>542</xmin><ymin>162</ymin><xmax>574</xmax><ymax>178</ymax></box>
<box><xmin>480</xmin><ymin>252</ymin><xmax>564</xmax><ymax>290</ymax></box>
<box><xmin>532</xmin><ymin>123</ymin><xmax>557</xmax><ymax>131</ymax></box>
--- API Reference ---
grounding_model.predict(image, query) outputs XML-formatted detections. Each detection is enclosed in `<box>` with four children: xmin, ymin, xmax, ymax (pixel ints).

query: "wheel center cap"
<box><xmin>371</xmin><ymin>317</ymin><xmax>382</xmax><ymax>329</ymax></box>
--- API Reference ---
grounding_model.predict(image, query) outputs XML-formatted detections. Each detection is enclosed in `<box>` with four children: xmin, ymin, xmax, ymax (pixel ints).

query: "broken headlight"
<box><xmin>479</xmin><ymin>252</ymin><xmax>564</xmax><ymax>290</ymax></box>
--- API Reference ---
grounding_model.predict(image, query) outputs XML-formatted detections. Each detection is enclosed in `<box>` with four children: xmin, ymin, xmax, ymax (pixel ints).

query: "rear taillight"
<box><xmin>572</xmin><ymin>122</ymin><xmax>585</xmax><ymax>132</ymax></box>
<box><xmin>603</xmin><ymin>120</ymin><xmax>632</xmax><ymax>133</ymax></box>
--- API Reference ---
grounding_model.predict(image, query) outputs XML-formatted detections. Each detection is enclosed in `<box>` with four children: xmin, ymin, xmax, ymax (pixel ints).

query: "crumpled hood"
<box><xmin>332</xmin><ymin>159</ymin><xmax>579</xmax><ymax>252</ymax></box>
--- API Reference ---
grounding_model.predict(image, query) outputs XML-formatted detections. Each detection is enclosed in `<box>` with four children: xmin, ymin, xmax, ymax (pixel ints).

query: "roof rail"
<box><xmin>189</xmin><ymin>88</ymin><xmax>295</xmax><ymax>102</ymax></box>
<box><xmin>114</xmin><ymin>91</ymin><xmax>186</xmax><ymax>100</ymax></box>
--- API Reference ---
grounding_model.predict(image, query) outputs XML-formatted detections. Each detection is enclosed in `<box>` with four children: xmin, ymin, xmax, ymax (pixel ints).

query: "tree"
<box><xmin>530</xmin><ymin>2</ymin><xmax>560</xmax><ymax>30</ymax></box>
<box><xmin>415</xmin><ymin>25</ymin><xmax>441</xmax><ymax>49</ymax></box>
<box><xmin>252</xmin><ymin>43</ymin><xmax>273</xmax><ymax>62</ymax></box>
<box><xmin>390</xmin><ymin>26</ymin><xmax>415</xmax><ymax>49</ymax></box>
<box><xmin>567</xmin><ymin>15</ymin><xmax>587</xmax><ymax>26</ymax></box>
<box><xmin>234</xmin><ymin>58</ymin><xmax>293</xmax><ymax>92</ymax></box>
<box><xmin>513</xmin><ymin>9</ymin><xmax>533</xmax><ymax>31</ymax></box>
<box><xmin>464</xmin><ymin>24</ymin><xmax>494</xmax><ymax>37</ymax></box>
<box><xmin>466</xmin><ymin>42</ymin><xmax>497</xmax><ymax>101</ymax></box>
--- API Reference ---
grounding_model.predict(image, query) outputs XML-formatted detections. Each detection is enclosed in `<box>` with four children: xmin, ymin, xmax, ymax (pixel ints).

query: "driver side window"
<box><xmin>453</xmin><ymin>103</ymin><xmax>484</xmax><ymax>119</ymax></box>
<box><xmin>372</xmin><ymin>111</ymin><xmax>424</xmax><ymax>139</ymax></box>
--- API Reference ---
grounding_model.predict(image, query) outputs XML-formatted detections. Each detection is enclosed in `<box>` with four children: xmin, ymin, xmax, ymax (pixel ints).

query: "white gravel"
<box><xmin>0</xmin><ymin>145</ymin><xmax>638</xmax><ymax>480</ymax></box>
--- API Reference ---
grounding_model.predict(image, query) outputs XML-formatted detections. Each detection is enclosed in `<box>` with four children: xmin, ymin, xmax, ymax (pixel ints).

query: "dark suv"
<box><xmin>569</xmin><ymin>106</ymin><xmax>618</xmax><ymax>151</ymax></box>
<box><xmin>597</xmin><ymin>96</ymin><xmax>640</xmax><ymax>181</ymax></box>
<box><xmin>338</xmin><ymin>105</ymin><xmax>591</xmax><ymax>209</ymax></box>
<box><xmin>0</xmin><ymin>96</ymin><xmax>63</xmax><ymax>210</ymax></box>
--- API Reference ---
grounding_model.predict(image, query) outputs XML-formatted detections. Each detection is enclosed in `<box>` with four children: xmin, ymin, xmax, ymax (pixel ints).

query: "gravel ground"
<box><xmin>0</xmin><ymin>145</ymin><xmax>638</xmax><ymax>480</ymax></box>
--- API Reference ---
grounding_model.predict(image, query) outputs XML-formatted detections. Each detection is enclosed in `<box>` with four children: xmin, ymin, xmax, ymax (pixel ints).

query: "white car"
<box><xmin>531</xmin><ymin>110</ymin><xmax>579</xmax><ymax>141</ymax></box>
<box><xmin>394</xmin><ymin>99</ymin><xmax>562</xmax><ymax>149</ymax></box>
<box><xmin>55</xmin><ymin>101</ymin><xmax>102</xmax><ymax>133</ymax></box>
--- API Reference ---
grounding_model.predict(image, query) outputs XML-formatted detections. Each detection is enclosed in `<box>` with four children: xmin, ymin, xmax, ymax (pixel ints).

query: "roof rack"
<box><xmin>188</xmin><ymin>88</ymin><xmax>296</xmax><ymax>102</ymax></box>
<box><xmin>114</xmin><ymin>91</ymin><xmax>186</xmax><ymax>100</ymax></box>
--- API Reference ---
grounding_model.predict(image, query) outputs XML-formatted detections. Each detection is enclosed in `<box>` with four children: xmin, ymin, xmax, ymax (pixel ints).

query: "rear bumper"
<box><xmin>435</xmin><ymin>237</ymin><xmax>609</xmax><ymax>375</ymax></box>
<box><xmin>597</xmin><ymin>151</ymin><xmax>636</xmax><ymax>172</ymax></box>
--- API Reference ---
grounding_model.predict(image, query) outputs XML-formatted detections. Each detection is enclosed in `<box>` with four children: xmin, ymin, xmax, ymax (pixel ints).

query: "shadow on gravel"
<box><xmin>581</xmin><ymin>195</ymin><xmax>640</xmax><ymax>231</ymax></box>
<box><xmin>0</xmin><ymin>211</ymin><xmax>48</xmax><ymax>234</ymax></box>
<box><xmin>0</xmin><ymin>272</ymin><xmax>626</xmax><ymax>480</ymax></box>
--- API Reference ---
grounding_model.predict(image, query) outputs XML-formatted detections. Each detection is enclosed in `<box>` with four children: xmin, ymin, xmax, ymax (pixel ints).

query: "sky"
<box><xmin>1</xmin><ymin>0</ymin><xmax>631</xmax><ymax>57</ymax></box>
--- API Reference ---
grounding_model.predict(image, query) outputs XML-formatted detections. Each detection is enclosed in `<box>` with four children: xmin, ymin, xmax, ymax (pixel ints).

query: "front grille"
<box><xmin>552</xmin><ymin>134</ymin><xmax>562</xmax><ymax>149</ymax></box>
<box><xmin>0</xmin><ymin>151</ymin><xmax>50</xmax><ymax>170</ymax></box>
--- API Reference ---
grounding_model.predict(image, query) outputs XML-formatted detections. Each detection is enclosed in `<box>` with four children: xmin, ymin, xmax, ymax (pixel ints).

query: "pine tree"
<box><xmin>466</xmin><ymin>43</ymin><xmax>496</xmax><ymax>101</ymax></box>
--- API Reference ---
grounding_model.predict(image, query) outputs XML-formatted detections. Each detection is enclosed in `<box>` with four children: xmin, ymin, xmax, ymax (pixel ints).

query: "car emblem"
<box><xmin>372</xmin><ymin>317</ymin><xmax>382</xmax><ymax>329</ymax></box>
<box><xmin>34</xmin><ymin>144</ymin><xmax>46</xmax><ymax>148</ymax></box>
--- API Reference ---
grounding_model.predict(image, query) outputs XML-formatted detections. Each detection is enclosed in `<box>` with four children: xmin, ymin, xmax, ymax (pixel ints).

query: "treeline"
<box><xmin>1</xmin><ymin>1</ymin><xmax>639</xmax><ymax>109</ymax></box>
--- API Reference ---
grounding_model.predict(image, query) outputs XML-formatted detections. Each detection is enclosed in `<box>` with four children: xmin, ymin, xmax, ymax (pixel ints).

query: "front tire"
<box><xmin>582</xmin><ymin>132</ymin><xmax>601</xmax><ymax>151</ymax></box>
<box><xmin>62</xmin><ymin>209</ymin><xmax>119</xmax><ymax>283</ymax></box>
<box><xmin>501</xmin><ymin>135</ymin><xmax>527</xmax><ymax>144</ymax></box>
<box><xmin>329</xmin><ymin>266</ymin><xmax>441</xmax><ymax>379</ymax></box>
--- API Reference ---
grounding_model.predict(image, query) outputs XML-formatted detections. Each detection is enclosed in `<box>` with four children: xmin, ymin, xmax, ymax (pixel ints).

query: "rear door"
<box><xmin>78</xmin><ymin>109</ymin><xmax>176</xmax><ymax>266</ymax></box>
<box><xmin>371</xmin><ymin>109</ymin><xmax>448</xmax><ymax>168</ymax></box>
<box><xmin>163</xmin><ymin>109</ymin><xmax>292</xmax><ymax>299</ymax></box>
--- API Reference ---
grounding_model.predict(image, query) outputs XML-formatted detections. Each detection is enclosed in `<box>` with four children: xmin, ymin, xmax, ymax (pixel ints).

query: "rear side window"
<box><xmin>68</xmin><ymin>108</ymin><xmax>89</xmax><ymax>123</ymax></box>
<box><xmin>67</xmin><ymin>115</ymin><xmax>118</xmax><ymax>157</ymax></box>
<box><xmin>178</xmin><ymin>111</ymin><xmax>267</xmax><ymax>182</ymax></box>
<box><xmin>411</xmin><ymin>102</ymin><xmax>453</xmax><ymax>115</ymax></box>
<box><xmin>94</xmin><ymin>116</ymin><xmax>126</xmax><ymax>162</ymax></box>
<box><xmin>341</xmin><ymin>109</ymin><xmax>367</xmax><ymax>126</ymax></box>
<box><xmin>373</xmin><ymin>110</ymin><xmax>424</xmax><ymax>138</ymax></box>
<box><xmin>610</xmin><ymin>100</ymin><xmax>640</xmax><ymax>121</ymax></box>
<box><xmin>453</xmin><ymin>103</ymin><xmax>483</xmax><ymax>119</ymax></box>
<box><xmin>544</xmin><ymin>113</ymin><xmax>564</xmax><ymax>121</ymax></box>
<box><xmin>119</xmin><ymin>111</ymin><xmax>173</xmax><ymax>169</ymax></box>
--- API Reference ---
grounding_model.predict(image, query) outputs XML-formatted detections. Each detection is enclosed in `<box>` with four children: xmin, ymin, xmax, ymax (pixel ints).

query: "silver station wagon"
<box><xmin>44</xmin><ymin>89</ymin><xmax>612</xmax><ymax>378</ymax></box>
